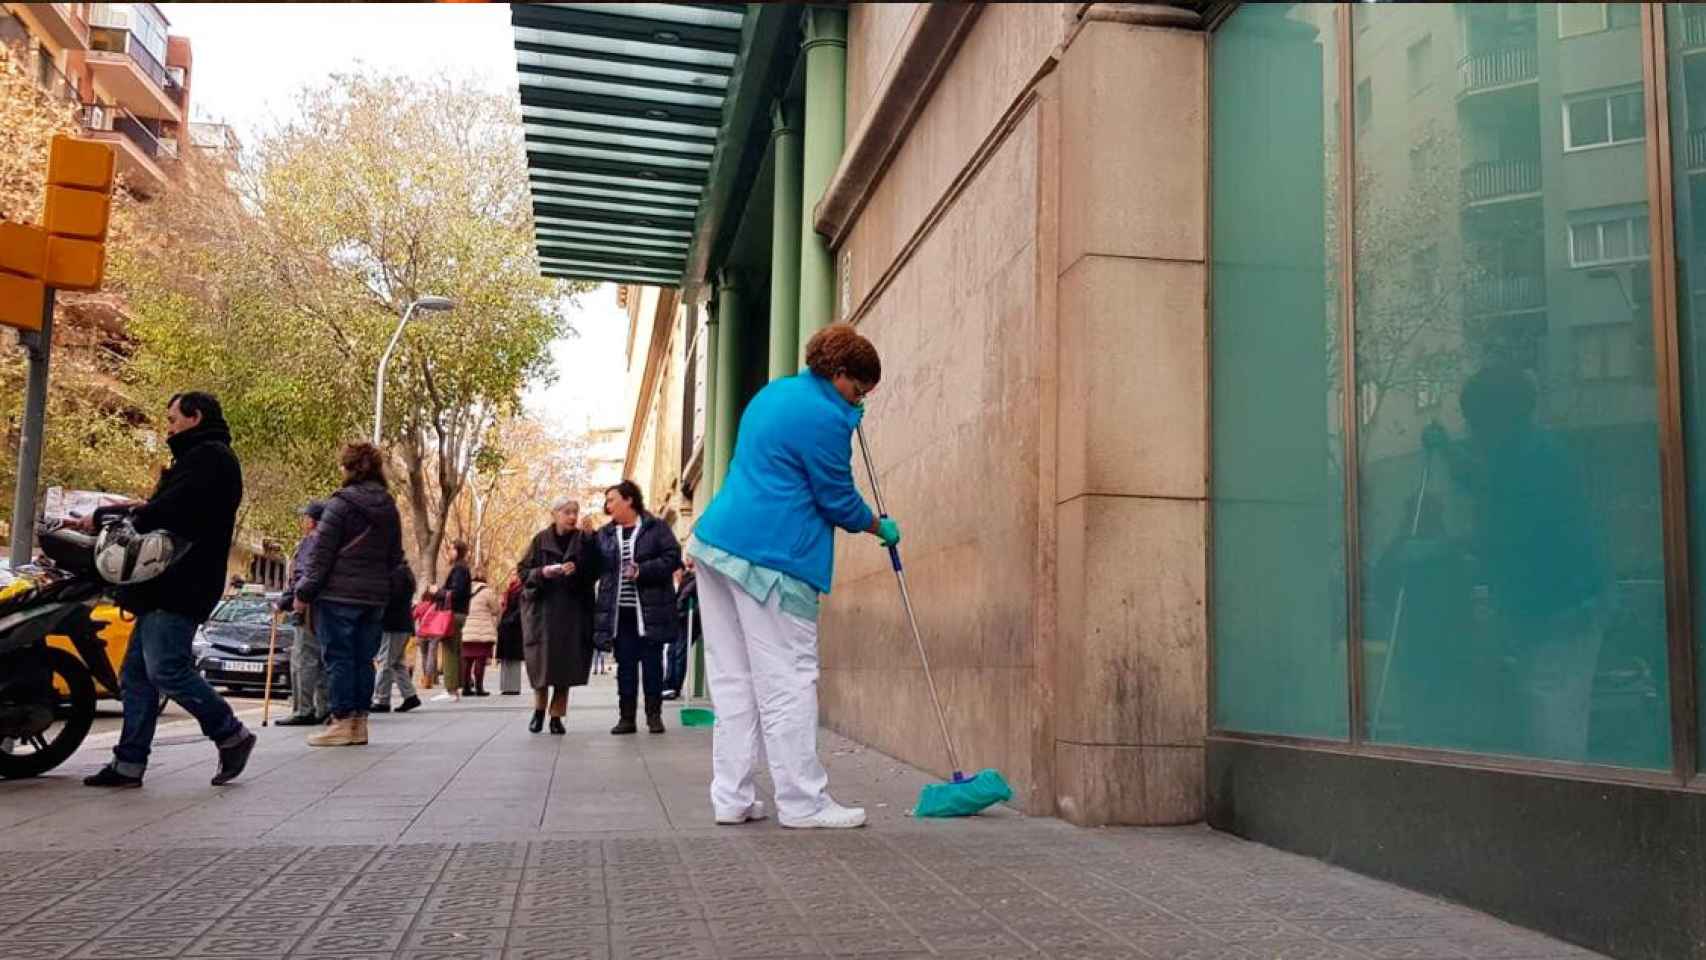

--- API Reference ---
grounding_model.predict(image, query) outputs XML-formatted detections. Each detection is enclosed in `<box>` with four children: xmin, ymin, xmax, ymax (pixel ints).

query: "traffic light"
<box><xmin>0</xmin><ymin>136</ymin><xmax>115</xmax><ymax>332</ymax></box>
<box><xmin>43</xmin><ymin>135</ymin><xmax>115</xmax><ymax>292</ymax></box>
<box><xmin>0</xmin><ymin>222</ymin><xmax>48</xmax><ymax>332</ymax></box>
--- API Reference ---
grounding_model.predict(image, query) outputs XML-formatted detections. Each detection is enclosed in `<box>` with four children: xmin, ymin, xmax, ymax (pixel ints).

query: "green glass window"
<box><xmin>1353</xmin><ymin>2</ymin><xmax>1670</xmax><ymax>768</ymax></box>
<box><xmin>1211</xmin><ymin>2</ymin><xmax>1349</xmax><ymax>740</ymax></box>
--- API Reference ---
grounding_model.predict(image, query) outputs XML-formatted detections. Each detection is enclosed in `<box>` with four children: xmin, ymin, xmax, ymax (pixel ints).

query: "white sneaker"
<box><xmin>780</xmin><ymin>801</ymin><xmax>866</xmax><ymax>830</ymax></box>
<box><xmin>714</xmin><ymin>801</ymin><xmax>768</xmax><ymax>825</ymax></box>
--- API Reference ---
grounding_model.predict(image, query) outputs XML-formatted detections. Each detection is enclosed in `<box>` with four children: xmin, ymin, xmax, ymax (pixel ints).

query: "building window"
<box><xmin>1568</xmin><ymin>211</ymin><xmax>1650</xmax><ymax>268</ymax></box>
<box><xmin>1406</xmin><ymin>34</ymin><xmax>1432</xmax><ymax>96</ymax></box>
<box><xmin>1564</xmin><ymin>90</ymin><xmax>1645</xmax><ymax>151</ymax></box>
<box><xmin>1558</xmin><ymin>2</ymin><xmax>1607</xmax><ymax>39</ymax></box>
<box><xmin>1214</xmin><ymin>1</ymin><xmax>1673</xmax><ymax>771</ymax></box>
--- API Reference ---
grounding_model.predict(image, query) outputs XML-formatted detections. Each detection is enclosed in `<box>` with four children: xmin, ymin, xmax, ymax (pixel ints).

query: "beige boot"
<box><xmin>350</xmin><ymin>714</ymin><xmax>369</xmax><ymax>745</ymax></box>
<box><xmin>307</xmin><ymin>716</ymin><xmax>356</xmax><ymax>747</ymax></box>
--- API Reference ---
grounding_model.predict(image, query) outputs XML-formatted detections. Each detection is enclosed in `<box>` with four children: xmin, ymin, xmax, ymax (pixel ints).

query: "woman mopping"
<box><xmin>688</xmin><ymin>323</ymin><xmax>901</xmax><ymax>830</ymax></box>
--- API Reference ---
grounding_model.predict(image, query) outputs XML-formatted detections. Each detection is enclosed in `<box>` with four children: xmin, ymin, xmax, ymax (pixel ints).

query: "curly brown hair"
<box><xmin>804</xmin><ymin>323</ymin><xmax>881</xmax><ymax>386</ymax></box>
<box><xmin>340</xmin><ymin>441</ymin><xmax>388</xmax><ymax>487</ymax></box>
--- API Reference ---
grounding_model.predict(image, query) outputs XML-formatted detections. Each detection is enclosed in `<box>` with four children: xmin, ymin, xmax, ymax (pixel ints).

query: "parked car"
<box><xmin>194</xmin><ymin>593</ymin><xmax>291</xmax><ymax>696</ymax></box>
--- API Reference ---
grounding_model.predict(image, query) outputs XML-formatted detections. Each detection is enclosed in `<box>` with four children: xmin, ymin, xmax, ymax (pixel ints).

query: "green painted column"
<box><xmin>712</xmin><ymin>271</ymin><xmax>745</xmax><ymax>492</ymax></box>
<box><xmin>701</xmin><ymin>305</ymin><xmax>719</xmax><ymax>504</ymax></box>
<box><xmin>768</xmin><ymin>100</ymin><xmax>804</xmax><ymax>381</ymax></box>
<box><xmin>796</xmin><ymin>6</ymin><xmax>847</xmax><ymax>364</ymax></box>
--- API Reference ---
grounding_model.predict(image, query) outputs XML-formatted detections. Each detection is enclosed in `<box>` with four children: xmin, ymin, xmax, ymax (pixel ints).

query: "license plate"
<box><xmin>216</xmin><ymin>660</ymin><xmax>266</xmax><ymax>674</ymax></box>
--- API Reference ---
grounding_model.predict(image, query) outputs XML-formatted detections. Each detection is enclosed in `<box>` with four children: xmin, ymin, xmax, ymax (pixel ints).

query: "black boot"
<box><xmin>549</xmin><ymin>716</ymin><xmax>566</xmax><ymax>735</ymax></box>
<box><xmin>610</xmin><ymin>697</ymin><xmax>637</xmax><ymax>735</ymax></box>
<box><xmin>528</xmin><ymin>710</ymin><xmax>544</xmax><ymax>734</ymax></box>
<box><xmin>645</xmin><ymin>697</ymin><xmax>666</xmax><ymax>734</ymax></box>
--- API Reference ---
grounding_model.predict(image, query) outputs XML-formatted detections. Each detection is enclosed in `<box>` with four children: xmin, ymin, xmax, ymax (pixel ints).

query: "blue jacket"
<box><xmin>693</xmin><ymin>371</ymin><xmax>875</xmax><ymax>594</ymax></box>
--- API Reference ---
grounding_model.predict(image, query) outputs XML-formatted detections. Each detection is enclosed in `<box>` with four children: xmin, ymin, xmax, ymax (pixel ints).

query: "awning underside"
<box><xmin>512</xmin><ymin>2</ymin><xmax>746</xmax><ymax>287</ymax></box>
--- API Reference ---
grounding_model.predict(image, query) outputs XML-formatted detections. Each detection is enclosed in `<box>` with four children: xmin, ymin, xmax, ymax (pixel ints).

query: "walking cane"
<box><xmin>1370</xmin><ymin>449</ymin><xmax>1432</xmax><ymax>738</ymax></box>
<box><xmin>261</xmin><ymin>609</ymin><xmax>281</xmax><ymax>727</ymax></box>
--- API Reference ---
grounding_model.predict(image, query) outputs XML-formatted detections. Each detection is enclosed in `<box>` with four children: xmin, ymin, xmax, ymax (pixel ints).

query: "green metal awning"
<box><xmin>512</xmin><ymin>2</ymin><xmax>747</xmax><ymax>287</ymax></box>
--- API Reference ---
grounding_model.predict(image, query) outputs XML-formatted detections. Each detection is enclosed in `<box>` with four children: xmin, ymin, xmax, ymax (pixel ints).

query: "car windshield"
<box><xmin>210</xmin><ymin>600</ymin><xmax>272</xmax><ymax>625</ymax></box>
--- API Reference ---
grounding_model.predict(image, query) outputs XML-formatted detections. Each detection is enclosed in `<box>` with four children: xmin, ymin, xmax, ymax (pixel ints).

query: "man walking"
<box><xmin>276</xmin><ymin>501</ymin><xmax>330</xmax><ymax>727</ymax></box>
<box><xmin>85</xmin><ymin>392</ymin><xmax>256</xmax><ymax>788</ymax></box>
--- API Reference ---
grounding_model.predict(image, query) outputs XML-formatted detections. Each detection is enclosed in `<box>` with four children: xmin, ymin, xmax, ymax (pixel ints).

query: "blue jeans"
<box><xmin>615</xmin><ymin>608</ymin><xmax>664</xmax><ymax>702</ymax></box>
<box><xmin>314</xmin><ymin>600</ymin><xmax>384</xmax><ymax>717</ymax></box>
<box><xmin>113</xmin><ymin>610</ymin><xmax>246</xmax><ymax>776</ymax></box>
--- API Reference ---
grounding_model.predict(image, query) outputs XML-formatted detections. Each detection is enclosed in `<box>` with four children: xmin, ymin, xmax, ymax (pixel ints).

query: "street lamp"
<box><xmin>373</xmin><ymin>296</ymin><xmax>454</xmax><ymax>443</ymax></box>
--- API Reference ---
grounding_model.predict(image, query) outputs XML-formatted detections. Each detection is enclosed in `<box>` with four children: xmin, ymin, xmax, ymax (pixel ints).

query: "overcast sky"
<box><xmin>157</xmin><ymin>3</ymin><xmax>631</xmax><ymax>434</ymax></box>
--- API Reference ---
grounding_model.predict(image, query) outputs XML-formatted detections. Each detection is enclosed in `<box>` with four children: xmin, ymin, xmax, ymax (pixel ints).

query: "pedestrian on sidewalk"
<box><xmin>687</xmin><ymin>323</ymin><xmax>900</xmax><ymax>829</ymax></box>
<box><xmin>413</xmin><ymin>588</ymin><xmax>440</xmax><ymax>689</ymax></box>
<box><xmin>460</xmin><ymin>567</ymin><xmax>500</xmax><ymax>697</ymax></box>
<box><xmin>275</xmin><ymin>501</ymin><xmax>330</xmax><ymax>727</ymax></box>
<box><xmin>85</xmin><ymin>391</ymin><xmax>257</xmax><ymax>789</ymax></box>
<box><xmin>495</xmin><ymin>569</ymin><xmax>526</xmax><ymax>695</ymax></box>
<box><xmin>519</xmin><ymin>498</ymin><xmax>600</xmax><ymax>734</ymax></box>
<box><xmin>295</xmin><ymin>441</ymin><xmax>405</xmax><ymax>748</ymax></box>
<box><xmin>661</xmin><ymin>562</ymin><xmax>698</xmax><ymax>700</ymax></box>
<box><xmin>595</xmin><ymin>481</ymin><xmax>681</xmax><ymax>736</ymax></box>
<box><xmin>436</xmin><ymin>542</ymin><xmax>472</xmax><ymax>700</ymax></box>
<box><xmin>371</xmin><ymin>558</ymin><xmax>422</xmax><ymax>714</ymax></box>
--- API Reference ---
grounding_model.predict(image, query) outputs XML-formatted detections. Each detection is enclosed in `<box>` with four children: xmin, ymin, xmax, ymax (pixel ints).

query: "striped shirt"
<box><xmin>617</xmin><ymin>524</ymin><xmax>641</xmax><ymax>612</ymax></box>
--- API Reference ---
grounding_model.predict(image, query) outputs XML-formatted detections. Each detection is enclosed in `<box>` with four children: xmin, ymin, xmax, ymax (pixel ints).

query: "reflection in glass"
<box><xmin>1668</xmin><ymin>2</ymin><xmax>1706</xmax><ymax>769</ymax></box>
<box><xmin>1210</xmin><ymin>2</ymin><xmax>1349</xmax><ymax>739</ymax></box>
<box><xmin>1354</xmin><ymin>2</ymin><xmax>1669</xmax><ymax>768</ymax></box>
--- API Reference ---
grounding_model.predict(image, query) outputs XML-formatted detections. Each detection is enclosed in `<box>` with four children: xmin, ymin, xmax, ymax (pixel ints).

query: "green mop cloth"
<box><xmin>913</xmin><ymin>768</ymin><xmax>1013</xmax><ymax>818</ymax></box>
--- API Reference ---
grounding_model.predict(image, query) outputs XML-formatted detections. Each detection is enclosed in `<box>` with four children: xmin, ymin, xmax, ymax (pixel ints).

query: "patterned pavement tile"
<box><xmin>207</xmin><ymin>916</ymin><xmax>320</xmax><ymax>937</ymax></box>
<box><xmin>290</xmin><ymin>928</ymin><xmax>405</xmax><ymax>954</ymax></box>
<box><xmin>324</xmin><ymin>896</ymin><xmax>428</xmax><ymax>916</ymax></box>
<box><xmin>508</xmin><ymin>907</ymin><xmax>606</xmax><ymax>928</ymax></box>
<box><xmin>69</xmin><ymin>936</ymin><xmax>198</xmax><ymax>959</ymax></box>
<box><xmin>503</xmin><ymin>944</ymin><xmax>609</xmax><ymax>960</ymax></box>
<box><xmin>181</xmin><ymin>932</ymin><xmax>301</xmax><ymax>957</ymax></box>
<box><xmin>2</xmin><ymin>920</ymin><xmax>116</xmax><ymax>942</ymax></box>
<box><xmin>706</xmin><ymin>915</ymin><xmax>811</xmax><ymax>940</ymax></box>
<box><xmin>815</xmin><ymin>933</ymin><xmax>930</xmax><ymax>956</ymax></box>
<box><xmin>405</xmin><ymin>926</ymin><xmax>509</xmax><ymax>951</ymax></box>
<box><xmin>611</xmin><ymin>940</ymin><xmax>717</xmax><ymax>960</ymax></box>
<box><xmin>310</xmin><ymin>912</ymin><xmax>413</xmax><ymax>934</ymax></box>
<box><xmin>609</xmin><ymin>902</ymin><xmax>705</xmax><ymax>924</ymax></box>
<box><xmin>611</xmin><ymin>921</ymin><xmax>711</xmax><ymax>944</ymax></box>
<box><xmin>0</xmin><ymin>944</ymin><xmax>81</xmax><ymax>960</ymax></box>
<box><xmin>714</xmin><ymin>934</ymin><xmax>822</xmax><ymax>957</ymax></box>
<box><xmin>505</xmin><ymin>925</ymin><xmax>611</xmax><ymax>948</ymax></box>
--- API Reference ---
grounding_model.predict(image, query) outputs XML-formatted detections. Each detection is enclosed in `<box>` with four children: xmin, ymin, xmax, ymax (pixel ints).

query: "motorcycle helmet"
<box><xmin>93</xmin><ymin>520</ymin><xmax>188</xmax><ymax>585</ymax></box>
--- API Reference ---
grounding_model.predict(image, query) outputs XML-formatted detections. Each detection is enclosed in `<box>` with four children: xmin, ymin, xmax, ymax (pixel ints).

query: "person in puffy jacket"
<box><xmin>296</xmin><ymin>441</ymin><xmax>404</xmax><ymax>747</ymax></box>
<box><xmin>459</xmin><ymin>567</ymin><xmax>501</xmax><ymax>697</ymax></box>
<box><xmin>594</xmin><ymin>481</ymin><xmax>681</xmax><ymax>736</ymax></box>
<box><xmin>371</xmin><ymin>559</ymin><xmax>421</xmax><ymax>714</ymax></box>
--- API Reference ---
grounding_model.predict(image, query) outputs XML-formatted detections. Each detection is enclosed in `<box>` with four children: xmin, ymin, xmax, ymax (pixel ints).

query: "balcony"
<box><xmin>1464</xmin><ymin>274</ymin><xmax>1546</xmax><ymax>317</ymax></box>
<box><xmin>31</xmin><ymin>3</ymin><xmax>91</xmax><ymax>49</ymax></box>
<box><xmin>1688</xmin><ymin>127</ymin><xmax>1706</xmax><ymax>174</ymax></box>
<box><xmin>86</xmin><ymin>26</ymin><xmax>179</xmax><ymax>121</ymax></box>
<box><xmin>81</xmin><ymin>103</ymin><xmax>170</xmax><ymax>195</ymax></box>
<box><xmin>1458</xmin><ymin>46</ymin><xmax>1538</xmax><ymax>97</ymax></box>
<box><xmin>1462</xmin><ymin>158</ymin><xmax>1541</xmax><ymax>206</ymax></box>
<box><xmin>1680</xmin><ymin>6</ymin><xmax>1706</xmax><ymax>53</ymax></box>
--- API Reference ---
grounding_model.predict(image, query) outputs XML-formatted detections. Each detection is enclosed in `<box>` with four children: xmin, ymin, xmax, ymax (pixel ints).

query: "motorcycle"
<box><xmin>0</xmin><ymin>518</ymin><xmax>122</xmax><ymax>779</ymax></box>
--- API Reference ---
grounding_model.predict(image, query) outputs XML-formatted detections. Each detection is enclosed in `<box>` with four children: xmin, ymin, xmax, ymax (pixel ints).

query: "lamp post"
<box><xmin>372</xmin><ymin>296</ymin><xmax>453</xmax><ymax>444</ymax></box>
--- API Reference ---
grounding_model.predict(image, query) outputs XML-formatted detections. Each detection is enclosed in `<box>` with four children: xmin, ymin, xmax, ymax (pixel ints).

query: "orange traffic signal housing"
<box><xmin>46</xmin><ymin>236</ymin><xmax>104</xmax><ymax>291</ymax></box>
<box><xmin>0</xmin><ymin>222</ymin><xmax>48</xmax><ymax>278</ymax></box>
<box><xmin>44</xmin><ymin>185</ymin><xmax>111</xmax><ymax>241</ymax></box>
<box><xmin>0</xmin><ymin>273</ymin><xmax>47</xmax><ymax>332</ymax></box>
<box><xmin>47</xmin><ymin>136</ymin><xmax>115</xmax><ymax>192</ymax></box>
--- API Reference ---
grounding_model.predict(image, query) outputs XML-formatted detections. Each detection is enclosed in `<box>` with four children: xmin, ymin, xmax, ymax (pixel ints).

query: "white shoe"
<box><xmin>780</xmin><ymin>801</ymin><xmax>866</xmax><ymax>830</ymax></box>
<box><xmin>715</xmin><ymin>801</ymin><xmax>768</xmax><ymax>825</ymax></box>
<box><xmin>430</xmin><ymin>692</ymin><xmax>455</xmax><ymax>702</ymax></box>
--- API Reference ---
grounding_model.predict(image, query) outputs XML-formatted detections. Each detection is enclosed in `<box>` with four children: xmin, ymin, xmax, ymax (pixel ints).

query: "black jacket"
<box><xmin>593</xmin><ymin>516</ymin><xmax>682</xmax><ymax>647</ymax></box>
<box><xmin>442</xmin><ymin>563</ymin><xmax>472</xmax><ymax>615</ymax></box>
<box><xmin>297</xmin><ymin>480</ymin><xmax>404</xmax><ymax>608</ymax></box>
<box><xmin>120</xmin><ymin>419</ymin><xmax>243</xmax><ymax>623</ymax></box>
<box><xmin>384</xmin><ymin>561</ymin><xmax>417</xmax><ymax>633</ymax></box>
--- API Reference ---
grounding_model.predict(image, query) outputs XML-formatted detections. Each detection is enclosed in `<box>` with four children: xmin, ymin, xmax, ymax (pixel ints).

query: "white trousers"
<box><xmin>696</xmin><ymin>564</ymin><xmax>831</xmax><ymax>822</ymax></box>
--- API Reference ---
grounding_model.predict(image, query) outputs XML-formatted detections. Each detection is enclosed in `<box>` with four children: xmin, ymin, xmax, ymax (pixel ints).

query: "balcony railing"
<box><xmin>88</xmin><ymin>25</ymin><xmax>168</xmax><ymax>92</ymax></box>
<box><xmin>1688</xmin><ymin>127</ymin><xmax>1706</xmax><ymax>173</ymax></box>
<box><xmin>1464</xmin><ymin>274</ymin><xmax>1546</xmax><ymax>316</ymax></box>
<box><xmin>83</xmin><ymin>102</ymin><xmax>164</xmax><ymax>159</ymax></box>
<box><xmin>1462</xmin><ymin>158</ymin><xmax>1541</xmax><ymax>204</ymax></box>
<box><xmin>1681</xmin><ymin>6</ymin><xmax>1706</xmax><ymax>51</ymax></box>
<box><xmin>1458</xmin><ymin>46</ymin><xmax>1539</xmax><ymax>96</ymax></box>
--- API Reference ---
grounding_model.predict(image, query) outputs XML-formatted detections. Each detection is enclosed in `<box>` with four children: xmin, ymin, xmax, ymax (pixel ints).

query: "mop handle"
<box><xmin>1371</xmin><ymin>449</ymin><xmax>1432</xmax><ymax>736</ymax></box>
<box><xmin>855</xmin><ymin>425</ymin><xmax>963</xmax><ymax>775</ymax></box>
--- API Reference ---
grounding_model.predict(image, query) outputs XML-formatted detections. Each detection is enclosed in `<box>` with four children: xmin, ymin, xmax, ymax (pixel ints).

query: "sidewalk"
<box><xmin>0</xmin><ymin>676</ymin><xmax>1603</xmax><ymax>959</ymax></box>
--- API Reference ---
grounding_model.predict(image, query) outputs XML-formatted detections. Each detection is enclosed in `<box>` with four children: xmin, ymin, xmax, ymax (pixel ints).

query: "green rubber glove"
<box><xmin>877</xmin><ymin>517</ymin><xmax>902</xmax><ymax>548</ymax></box>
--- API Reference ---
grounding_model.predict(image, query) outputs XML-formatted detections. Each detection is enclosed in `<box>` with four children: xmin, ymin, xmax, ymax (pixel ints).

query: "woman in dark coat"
<box><xmin>517</xmin><ymin>497</ymin><xmax>600</xmax><ymax>735</ymax></box>
<box><xmin>595</xmin><ymin>481</ymin><xmax>682</xmax><ymax>736</ymax></box>
<box><xmin>495</xmin><ymin>570</ymin><xmax>526</xmax><ymax>695</ymax></box>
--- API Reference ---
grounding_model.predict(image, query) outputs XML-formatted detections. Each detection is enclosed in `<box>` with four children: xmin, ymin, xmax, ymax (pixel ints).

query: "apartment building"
<box><xmin>2</xmin><ymin>1</ymin><xmax>192</xmax><ymax>196</ymax></box>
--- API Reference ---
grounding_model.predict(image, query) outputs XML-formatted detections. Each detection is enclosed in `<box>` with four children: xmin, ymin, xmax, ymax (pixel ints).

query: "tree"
<box><xmin>446</xmin><ymin>415</ymin><xmax>591</xmax><ymax>576</ymax></box>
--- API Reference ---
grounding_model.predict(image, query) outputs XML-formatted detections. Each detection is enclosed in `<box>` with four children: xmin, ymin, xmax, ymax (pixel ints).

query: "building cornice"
<box><xmin>810</xmin><ymin>2</ymin><xmax>983</xmax><ymax>249</ymax></box>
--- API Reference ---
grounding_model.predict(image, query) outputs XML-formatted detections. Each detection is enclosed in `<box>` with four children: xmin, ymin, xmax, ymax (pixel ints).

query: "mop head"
<box><xmin>913</xmin><ymin>768</ymin><xmax>1012</xmax><ymax>818</ymax></box>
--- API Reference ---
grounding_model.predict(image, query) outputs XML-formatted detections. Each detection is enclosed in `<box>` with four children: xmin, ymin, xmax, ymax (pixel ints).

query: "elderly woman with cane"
<box><xmin>687</xmin><ymin>323</ymin><xmax>901</xmax><ymax>829</ymax></box>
